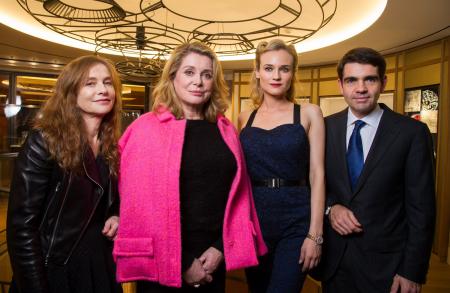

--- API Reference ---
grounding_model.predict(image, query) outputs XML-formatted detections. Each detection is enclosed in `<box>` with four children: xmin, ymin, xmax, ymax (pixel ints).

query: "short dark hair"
<box><xmin>337</xmin><ymin>47</ymin><xmax>386</xmax><ymax>81</ymax></box>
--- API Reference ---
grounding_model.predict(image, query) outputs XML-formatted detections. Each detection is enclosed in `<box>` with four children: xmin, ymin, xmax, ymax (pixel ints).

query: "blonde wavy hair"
<box><xmin>152</xmin><ymin>42</ymin><xmax>228</xmax><ymax>122</ymax></box>
<box><xmin>34</xmin><ymin>55</ymin><xmax>122</xmax><ymax>176</ymax></box>
<box><xmin>250</xmin><ymin>39</ymin><xmax>298</xmax><ymax>107</ymax></box>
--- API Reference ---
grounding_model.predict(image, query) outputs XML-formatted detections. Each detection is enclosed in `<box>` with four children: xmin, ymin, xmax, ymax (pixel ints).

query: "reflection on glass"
<box><xmin>1</xmin><ymin>74</ymin><xmax>12</xmax><ymax>154</ymax></box>
<box><xmin>122</xmin><ymin>84</ymin><xmax>145</xmax><ymax>109</ymax></box>
<box><xmin>16</xmin><ymin>75</ymin><xmax>56</xmax><ymax>106</ymax></box>
<box><xmin>7</xmin><ymin>75</ymin><xmax>57</xmax><ymax>150</ymax></box>
<box><xmin>0</xmin><ymin>97</ymin><xmax>20</xmax><ymax>192</ymax></box>
<box><xmin>0</xmin><ymin>151</ymin><xmax>16</xmax><ymax>193</ymax></box>
<box><xmin>4</xmin><ymin>96</ymin><xmax>22</xmax><ymax>118</ymax></box>
<box><xmin>122</xmin><ymin>110</ymin><xmax>141</xmax><ymax>132</ymax></box>
<box><xmin>122</xmin><ymin>84</ymin><xmax>146</xmax><ymax>132</ymax></box>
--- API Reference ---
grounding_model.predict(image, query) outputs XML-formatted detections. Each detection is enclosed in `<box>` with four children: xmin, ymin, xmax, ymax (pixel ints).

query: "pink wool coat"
<box><xmin>113</xmin><ymin>109</ymin><xmax>267</xmax><ymax>287</ymax></box>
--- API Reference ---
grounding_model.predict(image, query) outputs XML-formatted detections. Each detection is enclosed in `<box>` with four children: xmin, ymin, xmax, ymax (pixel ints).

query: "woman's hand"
<box><xmin>102</xmin><ymin>216</ymin><xmax>119</xmax><ymax>240</ymax></box>
<box><xmin>299</xmin><ymin>237</ymin><xmax>321</xmax><ymax>272</ymax></box>
<box><xmin>183</xmin><ymin>258</ymin><xmax>213</xmax><ymax>287</ymax></box>
<box><xmin>198</xmin><ymin>246</ymin><xmax>224</xmax><ymax>274</ymax></box>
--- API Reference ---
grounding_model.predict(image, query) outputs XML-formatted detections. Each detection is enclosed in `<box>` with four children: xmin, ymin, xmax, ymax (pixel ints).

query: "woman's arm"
<box><xmin>305</xmin><ymin>104</ymin><xmax>325</xmax><ymax>237</ymax></box>
<box><xmin>299</xmin><ymin>104</ymin><xmax>325</xmax><ymax>271</ymax></box>
<box><xmin>7</xmin><ymin>130</ymin><xmax>54</xmax><ymax>293</ymax></box>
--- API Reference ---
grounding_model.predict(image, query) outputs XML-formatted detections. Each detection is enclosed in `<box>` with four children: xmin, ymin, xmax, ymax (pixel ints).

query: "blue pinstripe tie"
<box><xmin>347</xmin><ymin>120</ymin><xmax>366</xmax><ymax>190</ymax></box>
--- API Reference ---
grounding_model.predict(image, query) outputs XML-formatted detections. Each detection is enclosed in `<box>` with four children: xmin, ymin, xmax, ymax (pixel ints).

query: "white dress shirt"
<box><xmin>346</xmin><ymin>105</ymin><xmax>384</xmax><ymax>161</ymax></box>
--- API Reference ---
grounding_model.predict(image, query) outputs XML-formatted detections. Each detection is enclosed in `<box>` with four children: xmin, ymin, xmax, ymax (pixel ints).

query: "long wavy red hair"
<box><xmin>34</xmin><ymin>55</ymin><xmax>122</xmax><ymax>176</ymax></box>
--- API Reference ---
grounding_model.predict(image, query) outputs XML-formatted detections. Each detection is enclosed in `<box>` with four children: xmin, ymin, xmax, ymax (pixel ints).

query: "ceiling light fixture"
<box><xmin>3</xmin><ymin>0</ymin><xmax>387</xmax><ymax>61</ymax></box>
<box><xmin>43</xmin><ymin>0</ymin><xmax>126</xmax><ymax>23</ymax></box>
<box><xmin>15</xmin><ymin>0</ymin><xmax>336</xmax><ymax>56</ymax></box>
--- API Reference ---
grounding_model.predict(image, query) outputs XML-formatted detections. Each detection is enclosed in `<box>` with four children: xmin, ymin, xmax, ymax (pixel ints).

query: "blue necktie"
<box><xmin>347</xmin><ymin>120</ymin><xmax>366</xmax><ymax>190</ymax></box>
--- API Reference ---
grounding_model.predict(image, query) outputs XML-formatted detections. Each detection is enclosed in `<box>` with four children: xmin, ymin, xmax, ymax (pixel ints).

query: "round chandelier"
<box><xmin>16</xmin><ymin>0</ymin><xmax>337</xmax><ymax>57</ymax></box>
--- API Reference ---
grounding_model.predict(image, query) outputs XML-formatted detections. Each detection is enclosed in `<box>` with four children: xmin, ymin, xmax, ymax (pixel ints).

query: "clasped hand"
<box><xmin>329</xmin><ymin>204</ymin><xmax>363</xmax><ymax>235</ymax></box>
<box><xmin>183</xmin><ymin>247</ymin><xmax>224</xmax><ymax>287</ymax></box>
<box><xmin>102</xmin><ymin>216</ymin><xmax>119</xmax><ymax>240</ymax></box>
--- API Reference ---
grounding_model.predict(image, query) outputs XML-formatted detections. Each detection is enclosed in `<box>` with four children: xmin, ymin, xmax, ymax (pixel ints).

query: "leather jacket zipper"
<box><xmin>39</xmin><ymin>181</ymin><xmax>61</xmax><ymax>230</ymax></box>
<box><xmin>45</xmin><ymin>172</ymin><xmax>72</xmax><ymax>266</ymax></box>
<box><xmin>63</xmin><ymin>162</ymin><xmax>104</xmax><ymax>265</ymax></box>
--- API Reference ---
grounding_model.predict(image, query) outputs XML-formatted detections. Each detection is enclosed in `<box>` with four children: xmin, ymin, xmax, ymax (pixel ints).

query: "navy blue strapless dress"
<box><xmin>240</xmin><ymin>104</ymin><xmax>311</xmax><ymax>293</ymax></box>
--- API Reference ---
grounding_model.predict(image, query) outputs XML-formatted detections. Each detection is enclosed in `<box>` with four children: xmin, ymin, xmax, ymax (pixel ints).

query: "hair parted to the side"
<box><xmin>250</xmin><ymin>39</ymin><xmax>298</xmax><ymax>107</ymax></box>
<box><xmin>337</xmin><ymin>47</ymin><xmax>386</xmax><ymax>81</ymax></box>
<box><xmin>152</xmin><ymin>42</ymin><xmax>229</xmax><ymax>122</ymax></box>
<box><xmin>34</xmin><ymin>55</ymin><xmax>122</xmax><ymax>176</ymax></box>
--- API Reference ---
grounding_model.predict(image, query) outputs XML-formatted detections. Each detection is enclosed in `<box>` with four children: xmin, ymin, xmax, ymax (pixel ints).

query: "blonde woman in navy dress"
<box><xmin>239</xmin><ymin>39</ymin><xmax>325</xmax><ymax>293</ymax></box>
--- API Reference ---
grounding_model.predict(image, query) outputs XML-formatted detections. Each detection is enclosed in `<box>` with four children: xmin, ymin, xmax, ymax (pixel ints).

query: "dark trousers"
<box><xmin>322</xmin><ymin>245</ymin><xmax>361</xmax><ymax>293</ymax></box>
<box><xmin>323</xmin><ymin>242</ymin><xmax>394</xmax><ymax>293</ymax></box>
<box><xmin>245</xmin><ymin>234</ymin><xmax>307</xmax><ymax>293</ymax></box>
<box><xmin>247</xmin><ymin>185</ymin><xmax>310</xmax><ymax>293</ymax></box>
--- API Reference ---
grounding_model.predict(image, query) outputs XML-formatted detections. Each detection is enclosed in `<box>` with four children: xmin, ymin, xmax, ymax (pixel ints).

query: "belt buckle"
<box><xmin>268</xmin><ymin>178</ymin><xmax>280</xmax><ymax>188</ymax></box>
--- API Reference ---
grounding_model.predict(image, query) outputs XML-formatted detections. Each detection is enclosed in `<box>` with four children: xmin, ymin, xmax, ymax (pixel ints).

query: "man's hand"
<box><xmin>329</xmin><ymin>204</ymin><xmax>363</xmax><ymax>235</ymax></box>
<box><xmin>390</xmin><ymin>274</ymin><xmax>421</xmax><ymax>293</ymax></box>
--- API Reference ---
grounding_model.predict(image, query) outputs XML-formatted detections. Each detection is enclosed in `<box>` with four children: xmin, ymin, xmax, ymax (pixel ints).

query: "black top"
<box><xmin>241</xmin><ymin>103</ymin><xmax>310</xmax><ymax>181</ymax></box>
<box><xmin>179</xmin><ymin>119</ymin><xmax>237</xmax><ymax>271</ymax></box>
<box><xmin>246</xmin><ymin>103</ymin><xmax>301</xmax><ymax>128</ymax></box>
<box><xmin>58</xmin><ymin>155</ymin><xmax>121</xmax><ymax>293</ymax></box>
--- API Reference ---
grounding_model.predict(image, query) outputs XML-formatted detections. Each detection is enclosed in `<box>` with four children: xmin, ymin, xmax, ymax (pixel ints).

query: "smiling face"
<box><xmin>339</xmin><ymin>62</ymin><xmax>387</xmax><ymax>118</ymax></box>
<box><xmin>172</xmin><ymin>52</ymin><xmax>213</xmax><ymax>115</ymax></box>
<box><xmin>76</xmin><ymin>63</ymin><xmax>115</xmax><ymax>121</ymax></box>
<box><xmin>256</xmin><ymin>49</ymin><xmax>294</xmax><ymax>100</ymax></box>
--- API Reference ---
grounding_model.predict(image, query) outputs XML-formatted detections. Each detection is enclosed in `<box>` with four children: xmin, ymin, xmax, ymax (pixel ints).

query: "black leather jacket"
<box><xmin>7</xmin><ymin>130</ymin><xmax>120</xmax><ymax>293</ymax></box>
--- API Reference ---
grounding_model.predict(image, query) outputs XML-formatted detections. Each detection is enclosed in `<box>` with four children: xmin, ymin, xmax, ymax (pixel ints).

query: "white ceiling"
<box><xmin>0</xmin><ymin>0</ymin><xmax>449</xmax><ymax>72</ymax></box>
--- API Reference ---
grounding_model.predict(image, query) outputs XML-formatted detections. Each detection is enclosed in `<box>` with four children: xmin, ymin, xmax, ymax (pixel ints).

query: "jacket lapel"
<box><xmin>352</xmin><ymin>104</ymin><xmax>401</xmax><ymax>196</ymax></box>
<box><xmin>83</xmin><ymin>148</ymin><xmax>102</xmax><ymax>188</ymax></box>
<box><xmin>328</xmin><ymin>109</ymin><xmax>353</xmax><ymax>194</ymax></box>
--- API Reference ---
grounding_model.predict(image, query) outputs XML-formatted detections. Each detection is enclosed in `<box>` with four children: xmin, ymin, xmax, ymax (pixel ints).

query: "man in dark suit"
<box><xmin>322</xmin><ymin>47</ymin><xmax>436</xmax><ymax>293</ymax></box>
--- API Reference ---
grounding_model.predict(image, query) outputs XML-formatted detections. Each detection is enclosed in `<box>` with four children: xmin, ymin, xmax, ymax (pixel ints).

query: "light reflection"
<box><xmin>4</xmin><ymin>96</ymin><xmax>22</xmax><ymax>118</ymax></box>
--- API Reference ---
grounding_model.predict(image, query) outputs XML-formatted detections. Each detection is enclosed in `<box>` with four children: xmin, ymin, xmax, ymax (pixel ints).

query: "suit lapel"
<box><xmin>328</xmin><ymin>109</ymin><xmax>353</xmax><ymax>194</ymax></box>
<box><xmin>352</xmin><ymin>104</ymin><xmax>402</xmax><ymax>197</ymax></box>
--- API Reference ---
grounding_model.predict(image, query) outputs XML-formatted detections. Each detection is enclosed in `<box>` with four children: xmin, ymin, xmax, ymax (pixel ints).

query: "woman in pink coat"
<box><xmin>114</xmin><ymin>42</ymin><xmax>267</xmax><ymax>293</ymax></box>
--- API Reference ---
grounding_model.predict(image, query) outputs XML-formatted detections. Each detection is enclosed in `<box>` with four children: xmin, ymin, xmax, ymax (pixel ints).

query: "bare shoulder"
<box><xmin>301</xmin><ymin>103</ymin><xmax>323</xmax><ymax>120</ymax></box>
<box><xmin>238</xmin><ymin>110</ymin><xmax>253</xmax><ymax>130</ymax></box>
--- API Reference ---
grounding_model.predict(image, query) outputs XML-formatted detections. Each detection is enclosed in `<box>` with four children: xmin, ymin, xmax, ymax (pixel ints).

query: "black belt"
<box><xmin>252</xmin><ymin>178</ymin><xmax>308</xmax><ymax>188</ymax></box>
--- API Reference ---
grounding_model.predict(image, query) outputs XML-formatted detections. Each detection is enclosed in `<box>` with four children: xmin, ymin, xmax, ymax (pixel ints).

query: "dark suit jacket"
<box><xmin>322</xmin><ymin>104</ymin><xmax>436</xmax><ymax>287</ymax></box>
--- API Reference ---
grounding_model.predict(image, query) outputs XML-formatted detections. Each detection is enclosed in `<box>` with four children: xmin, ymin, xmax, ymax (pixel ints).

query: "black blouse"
<box><xmin>179</xmin><ymin>119</ymin><xmax>237</xmax><ymax>271</ymax></box>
